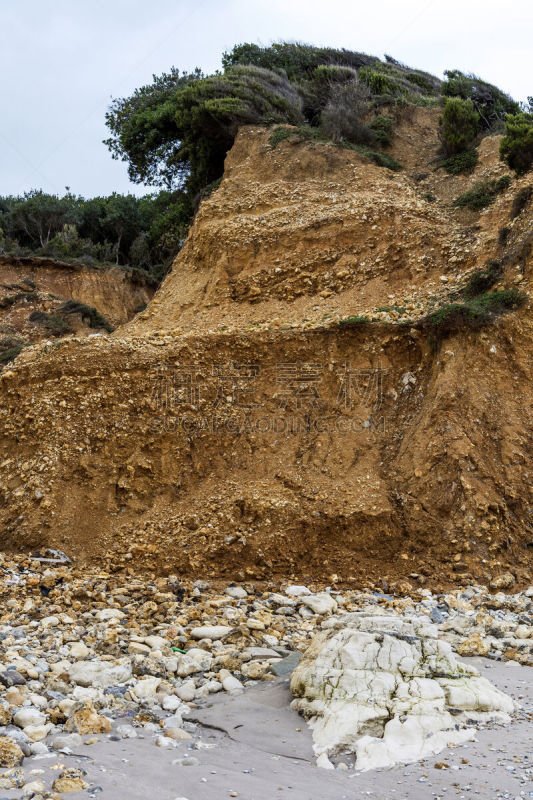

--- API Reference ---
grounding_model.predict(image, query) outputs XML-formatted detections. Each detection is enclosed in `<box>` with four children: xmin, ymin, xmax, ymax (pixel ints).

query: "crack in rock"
<box><xmin>290</xmin><ymin>613</ymin><xmax>514</xmax><ymax>771</ymax></box>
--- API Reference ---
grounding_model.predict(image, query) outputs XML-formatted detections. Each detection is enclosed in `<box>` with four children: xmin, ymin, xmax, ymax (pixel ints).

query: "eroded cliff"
<box><xmin>0</xmin><ymin>114</ymin><xmax>531</xmax><ymax>591</ymax></box>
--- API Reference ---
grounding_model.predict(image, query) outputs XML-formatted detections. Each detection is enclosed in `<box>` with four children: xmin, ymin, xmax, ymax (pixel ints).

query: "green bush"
<box><xmin>500</xmin><ymin>112</ymin><xmax>533</xmax><ymax>174</ymax></box>
<box><xmin>498</xmin><ymin>226</ymin><xmax>510</xmax><ymax>246</ymax></box>
<box><xmin>510</xmin><ymin>186</ymin><xmax>532</xmax><ymax>218</ymax></box>
<box><xmin>368</xmin><ymin>115</ymin><xmax>394</xmax><ymax>146</ymax></box>
<box><xmin>453</xmin><ymin>175</ymin><xmax>511</xmax><ymax>211</ymax></box>
<box><xmin>0</xmin><ymin>291</ymin><xmax>39</xmax><ymax>309</ymax></box>
<box><xmin>461</xmin><ymin>261</ymin><xmax>502</xmax><ymax>298</ymax></box>
<box><xmin>441</xmin><ymin>148</ymin><xmax>479</xmax><ymax>175</ymax></box>
<box><xmin>358</xmin><ymin>67</ymin><xmax>400</xmax><ymax>96</ymax></box>
<box><xmin>439</xmin><ymin>98</ymin><xmax>480</xmax><ymax>155</ymax></box>
<box><xmin>442</xmin><ymin>70</ymin><xmax>519</xmax><ymax>129</ymax></box>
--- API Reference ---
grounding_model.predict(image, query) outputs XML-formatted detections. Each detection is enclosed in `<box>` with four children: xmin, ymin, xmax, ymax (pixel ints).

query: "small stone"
<box><xmin>22</xmin><ymin>780</ymin><xmax>46</xmax><ymax>796</ymax></box>
<box><xmin>302</xmin><ymin>593</ymin><xmax>338</xmax><ymax>615</ymax></box>
<box><xmin>116</xmin><ymin>724</ymin><xmax>137</xmax><ymax>739</ymax></box>
<box><xmin>131</xmin><ymin>677</ymin><xmax>161</xmax><ymax>700</ymax></box>
<box><xmin>52</xmin><ymin>733</ymin><xmax>83</xmax><ymax>751</ymax></box>
<box><xmin>13</xmin><ymin>708</ymin><xmax>46</xmax><ymax>729</ymax></box>
<box><xmin>490</xmin><ymin>573</ymin><xmax>516</xmax><ymax>591</ymax></box>
<box><xmin>285</xmin><ymin>585</ymin><xmax>311</xmax><ymax>597</ymax></box>
<box><xmin>162</xmin><ymin>695</ymin><xmax>182</xmax><ymax>712</ymax></box>
<box><xmin>66</xmin><ymin>702</ymin><xmax>112</xmax><ymax>735</ymax></box>
<box><xmin>69</xmin><ymin>642</ymin><xmax>90</xmax><ymax>660</ymax></box>
<box><xmin>225</xmin><ymin>586</ymin><xmax>247</xmax><ymax>599</ymax></box>
<box><xmin>176</xmin><ymin>680</ymin><xmax>196</xmax><ymax>702</ymax></box>
<box><xmin>457</xmin><ymin>633</ymin><xmax>491</xmax><ymax>657</ymax></box>
<box><xmin>53</xmin><ymin>767</ymin><xmax>89</xmax><ymax>793</ymax></box>
<box><xmin>190</xmin><ymin>625</ymin><xmax>234</xmax><ymax>641</ymax></box>
<box><xmin>0</xmin><ymin>736</ymin><xmax>24</xmax><ymax>767</ymax></box>
<box><xmin>219</xmin><ymin>669</ymin><xmax>244</xmax><ymax>695</ymax></box>
<box><xmin>165</xmin><ymin>728</ymin><xmax>192</xmax><ymax>740</ymax></box>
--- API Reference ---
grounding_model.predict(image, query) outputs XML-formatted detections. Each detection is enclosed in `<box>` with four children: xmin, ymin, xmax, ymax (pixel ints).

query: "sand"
<box><xmin>7</xmin><ymin>657</ymin><xmax>532</xmax><ymax>800</ymax></box>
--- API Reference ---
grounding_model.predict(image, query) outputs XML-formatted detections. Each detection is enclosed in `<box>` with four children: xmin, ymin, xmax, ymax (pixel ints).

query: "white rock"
<box><xmin>70</xmin><ymin>642</ymin><xmax>90</xmax><ymax>660</ymax></box>
<box><xmin>23</xmin><ymin>724</ymin><xmax>50</xmax><ymax>742</ymax></box>
<box><xmin>190</xmin><ymin>626</ymin><xmax>234</xmax><ymax>641</ymax></box>
<box><xmin>219</xmin><ymin>669</ymin><xmax>244</xmax><ymax>695</ymax></box>
<box><xmin>129</xmin><ymin>642</ymin><xmax>151</xmax><ymax>655</ymax></box>
<box><xmin>155</xmin><ymin>734</ymin><xmax>175</xmax><ymax>748</ymax></box>
<box><xmin>52</xmin><ymin>733</ymin><xmax>83</xmax><ymax>751</ymax></box>
<box><xmin>13</xmin><ymin>708</ymin><xmax>46</xmax><ymax>728</ymax></box>
<box><xmin>68</xmin><ymin>658</ymin><xmax>132</xmax><ymax>688</ymax></box>
<box><xmin>131</xmin><ymin>677</ymin><xmax>161</xmax><ymax>700</ymax></box>
<box><xmin>162</xmin><ymin>695</ymin><xmax>182</xmax><ymax>712</ymax></box>
<box><xmin>285</xmin><ymin>585</ymin><xmax>311</xmax><ymax>597</ymax></box>
<box><xmin>225</xmin><ymin>586</ymin><xmax>247</xmax><ymax>599</ymax></box>
<box><xmin>176</xmin><ymin>655</ymin><xmax>204</xmax><ymax>678</ymax></box>
<box><xmin>40</xmin><ymin>615</ymin><xmax>59</xmax><ymax>629</ymax></box>
<box><xmin>291</xmin><ymin>614</ymin><xmax>514</xmax><ymax>771</ymax></box>
<box><xmin>176</xmin><ymin>680</ymin><xmax>196</xmax><ymax>702</ymax></box>
<box><xmin>116</xmin><ymin>724</ymin><xmax>137</xmax><ymax>739</ymax></box>
<box><xmin>144</xmin><ymin>635</ymin><xmax>167</xmax><ymax>650</ymax></box>
<box><xmin>22</xmin><ymin>780</ymin><xmax>46</xmax><ymax>796</ymax></box>
<box><xmin>184</xmin><ymin>649</ymin><xmax>212</xmax><ymax>670</ymax></box>
<box><xmin>29</xmin><ymin>741</ymin><xmax>49</xmax><ymax>755</ymax></box>
<box><xmin>163</xmin><ymin>713</ymin><xmax>183</xmax><ymax>730</ymax></box>
<box><xmin>302</xmin><ymin>593</ymin><xmax>338</xmax><ymax>615</ymax></box>
<box><xmin>95</xmin><ymin>608</ymin><xmax>125</xmax><ymax>622</ymax></box>
<box><xmin>28</xmin><ymin>694</ymin><xmax>48</xmax><ymax>710</ymax></box>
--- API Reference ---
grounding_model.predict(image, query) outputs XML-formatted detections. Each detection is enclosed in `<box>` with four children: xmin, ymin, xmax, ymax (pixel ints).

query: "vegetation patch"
<box><xmin>422</xmin><ymin>289</ymin><xmax>525</xmax><ymax>340</ymax></box>
<box><xmin>348</xmin><ymin>145</ymin><xmax>402</xmax><ymax>171</ymax></box>
<box><xmin>0</xmin><ymin>337</ymin><xmax>26</xmax><ymax>366</ymax></box>
<box><xmin>461</xmin><ymin>261</ymin><xmax>503</xmax><ymax>298</ymax></box>
<box><xmin>500</xmin><ymin>111</ymin><xmax>533</xmax><ymax>174</ymax></box>
<box><xmin>453</xmin><ymin>176</ymin><xmax>511</xmax><ymax>211</ymax></box>
<box><xmin>377</xmin><ymin>305</ymin><xmax>407</xmax><ymax>314</ymax></box>
<box><xmin>440</xmin><ymin>148</ymin><xmax>479</xmax><ymax>175</ymax></box>
<box><xmin>368</xmin><ymin>115</ymin><xmax>394</xmax><ymax>146</ymax></box>
<box><xmin>269</xmin><ymin>126</ymin><xmax>295</xmax><ymax>148</ymax></box>
<box><xmin>29</xmin><ymin>310</ymin><xmax>72</xmax><ymax>335</ymax></box>
<box><xmin>339</xmin><ymin>315</ymin><xmax>370</xmax><ymax>326</ymax></box>
<box><xmin>0</xmin><ymin>291</ymin><xmax>39</xmax><ymax>309</ymax></box>
<box><xmin>58</xmin><ymin>300</ymin><xmax>114</xmax><ymax>332</ymax></box>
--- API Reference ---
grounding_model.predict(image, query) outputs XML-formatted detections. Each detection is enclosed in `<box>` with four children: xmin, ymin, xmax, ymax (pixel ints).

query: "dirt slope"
<box><xmin>0</xmin><ymin>255</ymin><xmax>154</xmax><ymax>352</ymax></box>
<box><xmin>0</xmin><ymin>112</ymin><xmax>531</xmax><ymax>591</ymax></box>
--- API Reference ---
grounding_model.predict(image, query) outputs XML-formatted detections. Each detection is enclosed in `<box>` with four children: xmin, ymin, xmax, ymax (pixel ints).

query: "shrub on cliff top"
<box><xmin>500</xmin><ymin>112</ymin><xmax>533</xmax><ymax>175</ymax></box>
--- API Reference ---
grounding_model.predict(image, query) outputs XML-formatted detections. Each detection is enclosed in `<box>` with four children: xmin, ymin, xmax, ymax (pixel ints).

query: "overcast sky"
<box><xmin>1</xmin><ymin>0</ymin><xmax>531</xmax><ymax>198</ymax></box>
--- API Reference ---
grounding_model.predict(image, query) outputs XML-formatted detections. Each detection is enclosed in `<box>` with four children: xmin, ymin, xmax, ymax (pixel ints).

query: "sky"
<box><xmin>0</xmin><ymin>0</ymin><xmax>531</xmax><ymax>198</ymax></box>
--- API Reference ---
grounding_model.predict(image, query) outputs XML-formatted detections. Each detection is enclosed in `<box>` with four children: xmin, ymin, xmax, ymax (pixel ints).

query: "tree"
<box><xmin>105</xmin><ymin>65</ymin><xmax>304</xmax><ymax>195</ymax></box>
<box><xmin>101</xmin><ymin>194</ymin><xmax>143</xmax><ymax>264</ymax></box>
<box><xmin>500</xmin><ymin>112</ymin><xmax>533</xmax><ymax>174</ymax></box>
<box><xmin>439</xmin><ymin>98</ymin><xmax>480</xmax><ymax>155</ymax></box>
<box><xmin>9</xmin><ymin>191</ymin><xmax>77</xmax><ymax>248</ymax></box>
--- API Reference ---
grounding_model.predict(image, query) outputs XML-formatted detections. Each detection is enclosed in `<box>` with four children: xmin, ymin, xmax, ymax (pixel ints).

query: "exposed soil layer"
<box><xmin>0</xmin><ymin>112</ymin><xmax>531</xmax><ymax>590</ymax></box>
